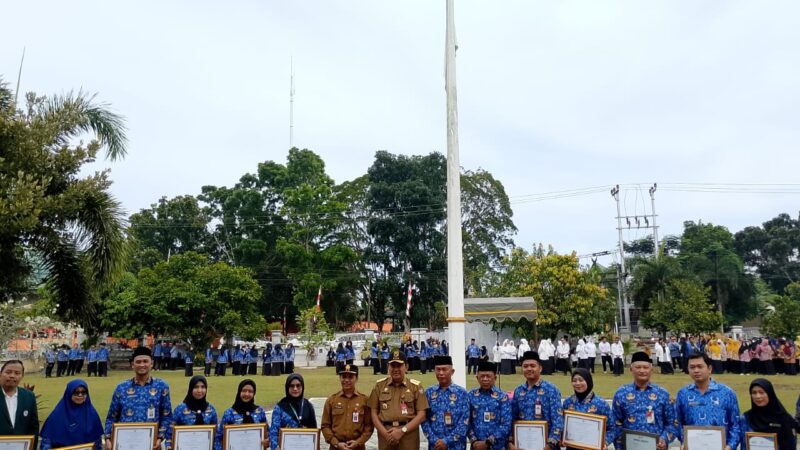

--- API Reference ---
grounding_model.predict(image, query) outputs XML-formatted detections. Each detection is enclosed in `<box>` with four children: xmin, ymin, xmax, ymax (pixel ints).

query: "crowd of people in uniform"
<box><xmin>42</xmin><ymin>343</ymin><xmax>110</xmax><ymax>378</ymax></box>
<box><xmin>4</xmin><ymin>337</ymin><xmax>800</xmax><ymax>450</ymax></box>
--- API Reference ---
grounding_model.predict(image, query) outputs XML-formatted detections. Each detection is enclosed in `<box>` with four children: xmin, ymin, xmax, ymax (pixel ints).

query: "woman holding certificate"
<box><xmin>173</xmin><ymin>376</ymin><xmax>219</xmax><ymax>426</ymax></box>
<box><xmin>269</xmin><ymin>373</ymin><xmax>318</xmax><ymax>450</ymax></box>
<box><xmin>40</xmin><ymin>379</ymin><xmax>104</xmax><ymax>450</ymax></box>
<box><xmin>740</xmin><ymin>379</ymin><xmax>799</xmax><ymax>450</ymax></box>
<box><xmin>216</xmin><ymin>379</ymin><xmax>270</xmax><ymax>450</ymax></box>
<box><xmin>561</xmin><ymin>368</ymin><xmax>614</xmax><ymax>450</ymax></box>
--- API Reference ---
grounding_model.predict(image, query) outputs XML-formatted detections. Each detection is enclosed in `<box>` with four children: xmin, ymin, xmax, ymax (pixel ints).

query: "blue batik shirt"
<box><xmin>286</xmin><ymin>347</ymin><xmax>295</xmax><ymax>362</ymax></box>
<box><xmin>217</xmin><ymin>350</ymin><xmax>228</xmax><ymax>364</ymax></box>
<box><xmin>511</xmin><ymin>378</ymin><xmax>564</xmax><ymax>445</ymax></box>
<box><xmin>467</xmin><ymin>385</ymin><xmax>512</xmax><ymax>450</ymax></box>
<box><xmin>57</xmin><ymin>350</ymin><xmax>69</xmax><ymax>361</ymax></box>
<box><xmin>153</xmin><ymin>344</ymin><xmax>162</xmax><ymax>357</ymax></box>
<box><xmin>205</xmin><ymin>348</ymin><xmax>213</xmax><ymax>363</ymax></box>
<box><xmin>467</xmin><ymin>344</ymin><xmax>481</xmax><ymax>358</ymax></box>
<box><xmin>217</xmin><ymin>406</ymin><xmax>268</xmax><ymax>450</ymax></box>
<box><xmin>104</xmin><ymin>377</ymin><xmax>173</xmax><ymax>447</ymax></box>
<box><xmin>421</xmin><ymin>383</ymin><xmax>471</xmax><ymax>449</ymax></box>
<box><xmin>69</xmin><ymin>348</ymin><xmax>81</xmax><ymax>360</ymax></box>
<box><xmin>675</xmin><ymin>380</ymin><xmax>741</xmax><ymax>449</ymax></box>
<box><xmin>87</xmin><ymin>350</ymin><xmax>97</xmax><ymax>363</ymax></box>
<box><xmin>562</xmin><ymin>392</ymin><xmax>615</xmax><ymax>447</ymax></box>
<box><xmin>171</xmin><ymin>402</ymin><xmax>219</xmax><ymax>445</ymax></box>
<box><xmin>269</xmin><ymin>403</ymin><xmax>314</xmax><ymax>450</ymax></box>
<box><xmin>45</xmin><ymin>350</ymin><xmax>55</xmax><ymax>363</ymax></box>
<box><xmin>97</xmin><ymin>347</ymin><xmax>109</xmax><ymax>362</ymax></box>
<box><xmin>612</xmin><ymin>383</ymin><xmax>678</xmax><ymax>446</ymax></box>
<box><xmin>272</xmin><ymin>349</ymin><xmax>284</xmax><ymax>362</ymax></box>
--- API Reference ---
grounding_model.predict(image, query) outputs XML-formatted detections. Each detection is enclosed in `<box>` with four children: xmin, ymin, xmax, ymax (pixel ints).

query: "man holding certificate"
<box><xmin>611</xmin><ymin>351</ymin><xmax>677</xmax><ymax>450</ymax></box>
<box><xmin>368</xmin><ymin>350</ymin><xmax>428</xmax><ymax>450</ymax></box>
<box><xmin>421</xmin><ymin>355</ymin><xmax>470</xmax><ymax>449</ymax></box>
<box><xmin>468</xmin><ymin>361</ymin><xmax>512</xmax><ymax>450</ymax></box>
<box><xmin>509</xmin><ymin>351</ymin><xmax>563</xmax><ymax>450</ymax></box>
<box><xmin>674</xmin><ymin>353</ymin><xmax>741</xmax><ymax>450</ymax></box>
<box><xmin>104</xmin><ymin>346</ymin><xmax>173</xmax><ymax>450</ymax></box>
<box><xmin>321</xmin><ymin>364</ymin><xmax>374</xmax><ymax>450</ymax></box>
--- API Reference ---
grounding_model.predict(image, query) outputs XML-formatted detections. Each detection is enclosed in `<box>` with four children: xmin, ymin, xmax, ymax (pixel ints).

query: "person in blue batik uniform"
<box><xmin>285</xmin><ymin>343</ymin><xmax>296</xmax><ymax>374</ymax></box>
<box><xmin>272</xmin><ymin>344</ymin><xmax>285</xmax><ymax>376</ymax></box>
<box><xmin>217</xmin><ymin>379</ymin><xmax>269</xmax><ymax>450</ymax></box>
<box><xmin>40</xmin><ymin>379</ymin><xmax>103</xmax><ymax>450</ymax></box>
<box><xmin>381</xmin><ymin>341</ymin><xmax>391</xmax><ymax>375</ymax></box>
<box><xmin>421</xmin><ymin>355</ymin><xmax>470</xmax><ymax>450</ymax></box>
<box><xmin>345</xmin><ymin>341</ymin><xmax>356</xmax><ymax>365</ymax></box>
<box><xmin>204</xmin><ymin>346</ymin><xmax>214</xmax><ymax>376</ymax></box>
<box><xmin>262</xmin><ymin>343</ymin><xmax>273</xmax><ymax>376</ymax></box>
<box><xmin>216</xmin><ymin>346</ymin><xmax>229</xmax><ymax>376</ymax></box>
<box><xmin>509</xmin><ymin>351</ymin><xmax>563</xmax><ymax>450</ymax></box>
<box><xmin>611</xmin><ymin>351</ymin><xmax>678</xmax><ymax>450</ymax></box>
<box><xmin>467</xmin><ymin>339</ymin><xmax>481</xmax><ymax>375</ymax></box>
<box><xmin>57</xmin><ymin>345</ymin><xmax>69</xmax><ymax>377</ymax></box>
<box><xmin>741</xmin><ymin>379</ymin><xmax>799</xmax><ymax>450</ymax></box>
<box><xmin>675</xmin><ymin>353</ymin><xmax>740</xmax><ymax>450</ymax></box>
<box><xmin>104</xmin><ymin>346</ymin><xmax>173</xmax><ymax>450</ymax></box>
<box><xmin>562</xmin><ymin>368</ymin><xmax>614</xmax><ymax>450</ymax></box>
<box><xmin>67</xmin><ymin>344</ymin><xmax>81</xmax><ymax>376</ymax></box>
<box><xmin>97</xmin><ymin>343</ymin><xmax>110</xmax><ymax>377</ymax></box>
<box><xmin>86</xmin><ymin>345</ymin><xmax>98</xmax><ymax>377</ymax></box>
<box><xmin>44</xmin><ymin>346</ymin><xmax>56</xmax><ymax>377</ymax></box>
<box><xmin>468</xmin><ymin>361</ymin><xmax>512</xmax><ymax>450</ymax></box>
<box><xmin>173</xmin><ymin>375</ymin><xmax>218</xmax><ymax>426</ymax></box>
<box><xmin>153</xmin><ymin>341</ymin><xmax>163</xmax><ymax>371</ymax></box>
<box><xmin>269</xmin><ymin>373</ymin><xmax>317</xmax><ymax>450</ymax></box>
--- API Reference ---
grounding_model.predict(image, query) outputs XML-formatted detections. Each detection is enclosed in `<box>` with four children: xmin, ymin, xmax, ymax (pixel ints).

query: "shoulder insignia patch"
<box><xmin>410</xmin><ymin>379</ymin><xmax>421</xmax><ymax>385</ymax></box>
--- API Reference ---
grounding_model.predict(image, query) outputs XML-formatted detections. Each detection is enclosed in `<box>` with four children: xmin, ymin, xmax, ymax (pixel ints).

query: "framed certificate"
<box><xmin>0</xmin><ymin>436</ymin><xmax>35</xmax><ymax>450</ymax></box>
<box><xmin>52</xmin><ymin>444</ymin><xmax>96</xmax><ymax>450</ymax></box>
<box><xmin>173</xmin><ymin>425</ymin><xmax>216</xmax><ymax>450</ymax></box>
<box><xmin>745</xmin><ymin>432</ymin><xmax>778</xmax><ymax>450</ymax></box>
<box><xmin>563</xmin><ymin>410</ymin><xmax>607</xmax><ymax>450</ymax></box>
<box><xmin>279</xmin><ymin>428</ymin><xmax>320</xmax><ymax>450</ymax></box>
<box><xmin>684</xmin><ymin>425</ymin><xmax>725</xmax><ymax>450</ymax></box>
<box><xmin>222</xmin><ymin>423</ymin><xmax>267</xmax><ymax>450</ymax></box>
<box><xmin>513</xmin><ymin>420</ymin><xmax>548</xmax><ymax>450</ymax></box>
<box><xmin>111</xmin><ymin>423</ymin><xmax>158</xmax><ymax>450</ymax></box>
<box><xmin>624</xmin><ymin>430</ymin><xmax>659</xmax><ymax>450</ymax></box>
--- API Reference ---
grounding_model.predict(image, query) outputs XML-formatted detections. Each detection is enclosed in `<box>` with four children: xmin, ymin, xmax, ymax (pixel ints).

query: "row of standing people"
<box><xmin>201</xmin><ymin>343</ymin><xmax>297</xmax><ymax>377</ymax></box>
<box><xmin>485</xmin><ymin>336</ymin><xmax>628</xmax><ymax>376</ymax></box>
<box><xmin>43</xmin><ymin>344</ymin><xmax>110</xmax><ymax>378</ymax></box>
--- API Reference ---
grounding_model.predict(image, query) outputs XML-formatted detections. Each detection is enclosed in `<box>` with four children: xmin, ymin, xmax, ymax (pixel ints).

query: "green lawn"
<box><xmin>27</xmin><ymin>366</ymin><xmax>800</xmax><ymax>424</ymax></box>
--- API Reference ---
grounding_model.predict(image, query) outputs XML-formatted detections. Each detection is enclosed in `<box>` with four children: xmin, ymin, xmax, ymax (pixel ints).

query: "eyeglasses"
<box><xmin>72</xmin><ymin>391</ymin><xmax>88</xmax><ymax>397</ymax></box>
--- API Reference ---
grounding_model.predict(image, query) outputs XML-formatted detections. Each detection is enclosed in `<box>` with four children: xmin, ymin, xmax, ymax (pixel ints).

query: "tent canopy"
<box><xmin>463</xmin><ymin>297</ymin><xmax>536</xmax><ymax>323</ymax></box>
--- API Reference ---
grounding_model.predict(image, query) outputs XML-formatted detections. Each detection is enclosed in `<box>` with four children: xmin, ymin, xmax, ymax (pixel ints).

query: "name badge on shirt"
<box><xmin>484</xmin><ymin>411</ymin><xmax>492</xmax><ymax>423</ymax></box>
<box><xmin>645</xmin><ymin>406</ymin><xmax>655</xmax><ymax>424</ymax></box>
<box><xmin>352</xmin><ymin>410</ymin><xmax>359</xmax><ymax>423</ymax></box>
<box><xmin>400</xmin><ymin>402</ymin><xmax>408</xmax><ymax>415</ymax></box>
<box><xmin>535</xmin><ymin>403</ymin><xmax>542</xmax><ymax>417</ymax></box>
<box><xmin>444</xmin><ymin>412</ymin><xmax>452</xmax><ymax>426</ymax></box>
<box><xmin>147</xmin><ymin>406</ymin><xmax>156</xmax><ymax>420</ymax></box>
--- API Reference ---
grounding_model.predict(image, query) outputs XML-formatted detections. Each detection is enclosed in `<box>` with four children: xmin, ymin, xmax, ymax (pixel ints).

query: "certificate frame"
<box><xmin>52</xmin><ymin>444</ymin><xmax>96</xmax><ymax>450</ymax></box>
<box><xmin>513</xmin><ymin>420</ymin><xmax>548</xmax><ymax>450</ymax></box>
<box><xmin>562</xmin><ymin>410</ymin><xmax>607</xmax><ymax>450</ymax></box>
<box><xmin>173</xmin><ymin>425</ymin><xmax>216</xmax><ymax>450</ymax></box>
<box><xmin>0</xmin><ymin>436</ymin><xmax>35</xmax><ymax>450</ymax></box>
<box><xmin>745</xmin><ymin>432</ymin><xmax>778</xmax><ymax>450</ymax></box>
<box><xmin>222</xmin><ymin>423</ymin><xmax>267</xmax><ymax>450</ymax></box>
<box><xmin>624</xmin><ymin>430</ymin><xmax>659</xmax><ymax>450</ymax></box>
<box><xmin>684</xmin><ymin>425</ymin><xmax>726</xmax><ymax>450</ymax></box>
<box><xmin>279</xmin><ymin>428</ymin><xmax>320</xmax><ymax>450</ymax></box>
<box><xmin>111</xmin><ymin>423</ymin><xmax>158</xmax><ymax>450</ymax></box>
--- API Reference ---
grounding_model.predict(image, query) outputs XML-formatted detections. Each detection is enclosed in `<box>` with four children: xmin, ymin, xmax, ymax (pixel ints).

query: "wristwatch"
<box><xmin>401</xmin><ymin>426</ymin><xmax>408</xmax><ymax>433</ymax></box>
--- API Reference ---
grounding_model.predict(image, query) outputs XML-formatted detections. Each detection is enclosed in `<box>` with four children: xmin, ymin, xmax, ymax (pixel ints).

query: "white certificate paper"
<box><xmin>686</xmin><ymin>428</ymin><xmax>724</xmax><ymax>450</ymax></box>
<box><xmin>227</xmin><ymin>429</ymin><xmax>262</xmax><ymax>450</ymax></box>
<box><xmin>281</xmin><ymin>433</ymin><xmax>317</xmax><ymax>450</ymax></box>
<box><xmin>747</xmin><ymin>434</ymin><xmax>777</xmax><ymax>450</ymax></box>
<box><xmin>565</xmin><ymin>415</ymin><xmax>602</xmax><ymax>448</ymax></box>
<box><xmin>624</xmin><ymin>431</ymin><xmax>658</xmax><ymax>450</ymax></box>
<box><xmin>115</xmin><ymin>429</ymin><xmax>155</xmax><ymax>450</ymax></box>
<box><xmin>0</xmin><ymin>443</ymin><xmax>30</xmax><ymax>450</ymax></box>
<box><xmin>175</xmin><ymin>430</ymin><xmax>213</xmax><ymax>450</ymax></box>
<box><xmin>516</xmin><ymin>424</ymin><xmax>546</xmax><ymax>450</ymax></box>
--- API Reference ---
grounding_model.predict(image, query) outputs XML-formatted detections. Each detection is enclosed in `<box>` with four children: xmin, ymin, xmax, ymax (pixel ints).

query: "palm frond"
<box><xmin>75</xmin><ymin>188</ymin><xmax>129</xmax><ymax>287</ymax></box>
<box><xmin>0</xmin><ymin>77</ymin><xmax>12</xmax><ymax>112</ymax></box>
<box><xmin>37</xmin><ymin>236</ymin><xmax>96</xmax><ymax>324</ymax></box>
<box><xmin>41</xmin><ymin>90</ymin><xmax>128</xmax><ymax>160</ymax></box>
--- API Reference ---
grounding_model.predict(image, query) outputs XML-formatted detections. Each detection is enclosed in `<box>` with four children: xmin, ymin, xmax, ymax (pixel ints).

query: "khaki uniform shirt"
<box><xmin>321</xmin><ymin>389</ymin><xmax>374</xmax><ymax>450</ymax></box>
<box><xmin>367</xmin><ymin>376</ymin><xmax>429</xmax><ymax>425</ymax></box>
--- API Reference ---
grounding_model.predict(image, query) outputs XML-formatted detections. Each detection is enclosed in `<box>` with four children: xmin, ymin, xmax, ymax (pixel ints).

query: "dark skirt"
<box><xmin>500</xmin><ymin>359</ymin><xmax>516</xmax><ymax>375</ymax></box>
<box><xmin>760</xmin><ymin>359</ymin><xmax>776</xmax><ymax>375</ymax></box>
<box><xmin>786</xmin><ymin>362</ymin><xmax>798</xmax><ymax>375</ymax></box>
<box><xmin>271</xmin><ymin>361</ymin><xmax>284</xmax><ymax>375</ymax></box>
<box><xmin>409</xmin><ymin>356</ymin><xmax>420</xmax><ymax>372</ymax></box>
<box><xmin>262</xmin><ymin>362</ymin><xmax>271</xmax><ymax>376</ymax></box>
<box><xmin>248</xmin><ymin>362</ymin><xmax>257</xmax><ymax>375</ymax></box>
<box><xmin>285</xmin><ymin>361</ymin><xmax>295</xmax><ymax>373</ymax></box>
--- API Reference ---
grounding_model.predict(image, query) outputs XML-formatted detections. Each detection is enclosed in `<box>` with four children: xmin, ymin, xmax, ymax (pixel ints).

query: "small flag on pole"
<box><xmin>406</xmin><ymin>282</ymin><xmax>413</xmax><ymax>318</ymax></box>
<box><xmin>282</xmin><ymin>305</ymin><xmax>287</xmax><ymax>334</ymax></box>
<box><xmin>315</xmin><ymin>286</ymin><xmax>322</xmax><ymax>312</ymax></box>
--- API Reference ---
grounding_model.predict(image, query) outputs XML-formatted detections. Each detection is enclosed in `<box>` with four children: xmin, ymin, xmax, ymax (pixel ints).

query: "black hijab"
<box><xmin>232</xmin><ymin>379</ymin><xmax>258</xmax><ymax>423</ymax></box>
<box><xmin>183</xmin><ymin>375</ymin><xmax>209</xmax><ymax>425</ymax></box>
<box><xmin>571</xmin><ymin>368</ymin><xmax>594</xmax><ymax>402</ymax></box>
<box><xmin>744</xmin><ymin>379</ymin><xmax>798</xmax><ymax>450</ymax></box>
<box><xmin>277</xmin><ymin>373</ymin><xmax>317</xmax><ymax>428</ymax></box>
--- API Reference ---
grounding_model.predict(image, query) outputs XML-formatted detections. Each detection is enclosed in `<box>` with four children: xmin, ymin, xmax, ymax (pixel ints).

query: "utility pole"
<box><xmin>610</xmin><ymin>185</ymin><xmax>631</xmax><ymax>332</ymax></box>
<box><xmin>649</xmin><ymin>183</ymin><xmax>659</xmax><ymax>256</ymax></box>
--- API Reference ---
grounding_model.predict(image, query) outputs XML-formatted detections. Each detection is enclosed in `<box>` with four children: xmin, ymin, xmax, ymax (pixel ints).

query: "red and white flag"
<box><xmin>282</xmin><ymin>305</ymin><xmax>287</xmax><ymax>334</ymax></box>
<box><xmin>315</xmin><ymin>286</ymin><xmax>322</xmax><ymax>312</ymax></box>
<box><xmin>406</xmin><ymin>282</ymin><xmax>413</xmax><ymax>318</ymax></box>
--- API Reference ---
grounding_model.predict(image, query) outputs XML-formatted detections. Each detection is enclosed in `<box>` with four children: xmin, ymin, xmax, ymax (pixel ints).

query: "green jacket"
<box><xmin>0</xmin><ymin>387</ymin><xmax>39</xmax><ymax>445</ymax></box>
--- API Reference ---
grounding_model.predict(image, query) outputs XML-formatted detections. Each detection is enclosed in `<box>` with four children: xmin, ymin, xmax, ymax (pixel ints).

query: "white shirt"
<box><xmin>576</xmin><ymin>341</ymin><xmax>587</xmax><ymax>359</ymax></box>
<box><xmin>492</xmin><ymin>345</ymin><xmax>502</xmax><ymax>363</ymax></box>
<box><xmin>4</xmin><ymin>388</ymin><xmax>18</xmax><ymax>427</ymax></box>
<box><xmin>586</xmin><ymin>342</ymin><xmax>597</xmax><ymax>357</ymax></box>
<box><xmin>537</xmin><ymin>340</ymin><xmax>551</xmax><ymax>358</ymax></box>
<box><xmin>611</xmin><ymin>342</ymin><xmax>624</xmax><ymax>358</ymax></box>
<box><xmin>654</xmin><ymin>343</ymin><xmax>665</xmax><ymax>361</ymax></box>
<box><xmin>599</xmin><ymin>342</ymin><xmax>611</xmax><ymax>356</ymax></box>
<box><xmin>557</xmin><ymin>341</ymin><xmax>570</xmax><ymax>358</ymax></box>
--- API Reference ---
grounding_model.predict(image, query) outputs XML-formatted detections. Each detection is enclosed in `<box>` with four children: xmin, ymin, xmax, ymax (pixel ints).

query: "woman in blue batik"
<box><xmin>740</xmin><ymin>378</ymin><xmax>799</xmax><ymax>450</ymax></box>
<box><xmin>561</xmin><ymin>368</ymin><xmax>614</xmax><ymax>450</ymax></box>
<box><xmin>40</xmin><ymin>379</ymin><xmax>103</xmax><ymax>450</ymax></box>
<box><xmin>269</xmin><ymin>373</ymin><xmax>317</xmax><ymax>450</ymax></box>
<box><xmin>173</xmin><ymin>375</ymin><xmax>218</xmax><ymax>426</ymax></box>
<box><xmin>216</xmin><ymin>379</ymin><xmax>269</xmax><ymax>450</ymax></box>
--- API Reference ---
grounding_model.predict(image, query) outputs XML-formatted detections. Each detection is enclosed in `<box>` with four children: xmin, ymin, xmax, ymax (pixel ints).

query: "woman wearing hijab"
<box><xmin>173</xmin><ymin>376</ymin><xmax>218</xmax><ymax>426</ymax></box>
<box><xmin>269</xmin><ymin>374</ymin><xmax>317</xmax><ymax>450</ymax></box>
<box><xmin>217</xmin><ymin>379</ymin><xmax>269</xmax><ymax>449</ymax></box>
<box><xmin>561</xmin><ymin>369</ymin><xmax>615</xmax><ymax>450</ymax></box>
<box><xmin>741</xmin><ymin>379</ymin><xmax>799</xmax><ymax>450</ymax></box>
<box><xmin>40</xmin><ymin>379</ymin><xmax>103</xmax><ymax>450</ymax></box>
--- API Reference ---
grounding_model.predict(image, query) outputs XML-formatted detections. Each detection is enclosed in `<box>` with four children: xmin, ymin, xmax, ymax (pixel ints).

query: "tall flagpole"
<box><xmin>445</xmin><ymin>0</ymin><xmax>467</xmax><ymax>388</ymax></box>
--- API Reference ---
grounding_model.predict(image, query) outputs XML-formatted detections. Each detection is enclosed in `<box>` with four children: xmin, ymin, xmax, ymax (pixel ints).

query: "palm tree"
<box><xmin>0</xmin><ymin>78</ymin><xmax>128</xmax><ymax>328</ymax></box>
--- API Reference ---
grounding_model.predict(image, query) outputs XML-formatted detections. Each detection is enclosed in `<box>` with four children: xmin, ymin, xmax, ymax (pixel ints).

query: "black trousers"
<box><xmin>232</xmin><ymin>361</ymin><xmax>241</xmax><ymax>375</ymax></box>
<box><xmin>87</xmin><ymin>361</ymin><xmax>97</xmax><ymax>376</ymax></box>
<box><xmin>45</xmin><ymin>363</ymin><xmax>54</xmax><ymax>377</ymax></box>
<box><xmin>556</xmin><ymin>358</ymin><xmax>570</xmax><ymax>374</ymax></box>
<box><xmin>185</xmin><ymin>363</ymin><xmax>193</xmax><ymax>376</ymax></box>
<box><xmin>262</xmin><ymin>362</ymin><xmax>271</xmax><ymax>376</ymax></box>
<box><xmin>587</xmin><ymin>357</ymin><xmax>596</xmax><ymax>373</ymax></box>
<box><xmin>76</xmin><ymin>359</ymin><xmax>84</xmax><ymax>373</ymax></box>
<box><xmin>467</xmin><ymin>357</ymin><xmax>479</xmax><ymax>374</ymax></box>
<box><xmin>205</xmin><ymin>363</ymin><xmax>212</xmax><ymax>376</ymax></box>
<box><xmin>98</xmin><ymin>361</ymin><xmax>108</xmax><ymax>377</ymax></box>
<box><xmin>154</xmin><ymin>356</ymin><xmax>162</xmax><ymax>370</ymax></box>
<box><xmin>613</xmin><ymin>357</ymin><xmax>624</xmax><ymax>375</ymax></box>
<box><xmin>672</xmin><ymin>356</ymin><xmax>682</xmax><ymax>372</ymax></box>
<box><xmin>601</xmin><ymin>355</ymin><xmax>612</xmax><ymax>372</ymax></box>
<box><xmin>57</xmin><ymin>361</ymin><xmax>67</xmax><ymax>376</ymax></box>
<box><xmin>67</xmin><ymin>360</ymin><xmax>79</xmax><ymax>376</ymax></box>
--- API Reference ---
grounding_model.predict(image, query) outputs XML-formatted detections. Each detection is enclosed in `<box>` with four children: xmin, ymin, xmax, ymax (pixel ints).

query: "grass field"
<box><xmin>25</xmin><ymin>366</ymin><xmax>800</xmax><ymax>424</ymax></box>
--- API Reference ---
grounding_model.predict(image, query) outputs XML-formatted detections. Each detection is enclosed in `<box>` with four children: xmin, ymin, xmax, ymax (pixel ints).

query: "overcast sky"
<box><xmin>3</xmin><ymin>1</ymin><xmax>799</xmax><ymax>264</ymax></box>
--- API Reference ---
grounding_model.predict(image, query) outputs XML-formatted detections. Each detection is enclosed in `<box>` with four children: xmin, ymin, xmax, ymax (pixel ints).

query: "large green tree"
<box><xmin>761</xmin><ymin>282</ymin><xmax>800</xmax><ymax>338</ymax></box>
<box><xmin>735</xmin><ymin>213</ymin><xmax>800</xmax><ymax>294</ymax></box>
<box><xmin>0</xmin><ymin>80</ymin><xmax>128</xmax><ymax>328</ymax></box>
<box><xmin>128</xmin><ymin>195</ymin><xmax>211</xmax><ymax>260</ymax></box>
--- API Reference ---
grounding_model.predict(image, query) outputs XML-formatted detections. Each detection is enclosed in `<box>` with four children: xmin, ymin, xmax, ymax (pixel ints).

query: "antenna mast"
<box><xmin>289</xmin><ymin>58</ymin><xmax>295</xmax><ymax>148</ymax></box>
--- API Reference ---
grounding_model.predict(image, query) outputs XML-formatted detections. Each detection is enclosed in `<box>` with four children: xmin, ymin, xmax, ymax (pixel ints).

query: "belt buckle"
<box><xmin>392</xmin><ymin>421</ymin><xmax>400</xmax><ymax>426</ymax></box>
